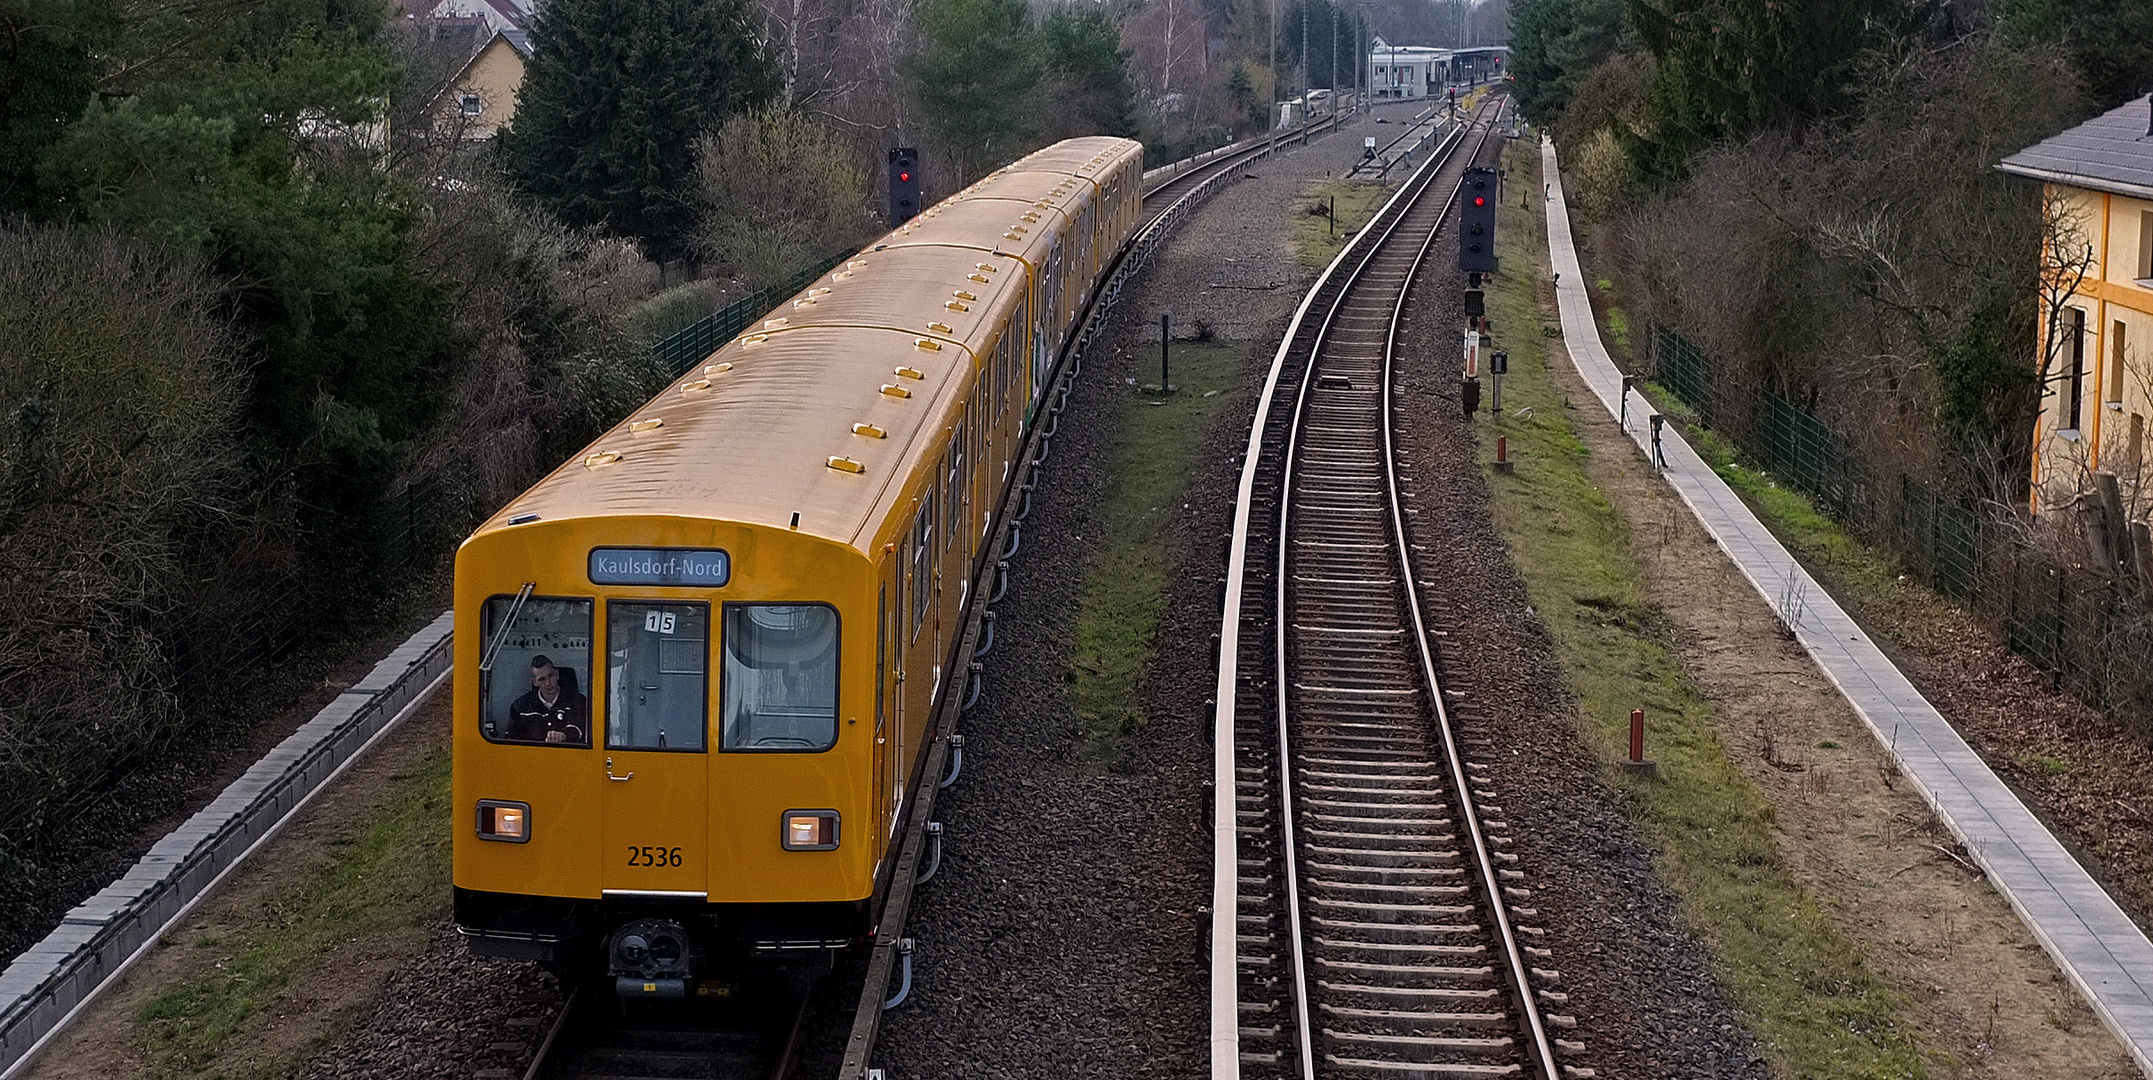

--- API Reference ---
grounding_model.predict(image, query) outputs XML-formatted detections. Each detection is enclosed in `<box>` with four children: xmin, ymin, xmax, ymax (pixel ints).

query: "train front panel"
<box><xmin>451</xmin><ymin>513</ymin><xmax>885</xmax><ymax>987</ymax></box>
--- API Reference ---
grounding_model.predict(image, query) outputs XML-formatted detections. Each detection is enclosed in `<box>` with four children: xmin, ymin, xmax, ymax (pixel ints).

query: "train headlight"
<box><xmin>781</xmin><ymin>810</ymin><xmax>840</xmax><ymax>851</ymax></box>
<box><xmin>477</xmin><ymin>800</ymin><xmax>530</xmax><ymax>842</ymax></box>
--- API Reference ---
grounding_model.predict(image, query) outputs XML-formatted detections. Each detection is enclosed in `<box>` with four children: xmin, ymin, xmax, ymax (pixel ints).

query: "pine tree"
<box><xmin>1036</xmin><ymin>7</ymin><xmax>1138</xmax><ymax>143</ymax></box>
<box><xmin>909</xmin><ymin>0</ymin><xmax>1039</xmax><ymax>183</ymax></box>
<box><xmin>503</xmin><ymin>0</ymin><xmax>779</xmax><ymax>264</ymax></box>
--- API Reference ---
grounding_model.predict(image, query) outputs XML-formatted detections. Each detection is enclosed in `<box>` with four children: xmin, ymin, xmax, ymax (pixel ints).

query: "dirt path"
<box><xmin>1536</xmin><ymin>317</ymin><xmax>2138</xmax><ymax>1077</ymax></box>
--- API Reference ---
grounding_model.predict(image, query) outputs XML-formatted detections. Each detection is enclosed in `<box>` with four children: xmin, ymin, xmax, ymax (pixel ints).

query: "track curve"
<box><xmin>1212</xmin><ymin>97</ymin><xmax>1591</xmax><ymax>1080</ymax></box>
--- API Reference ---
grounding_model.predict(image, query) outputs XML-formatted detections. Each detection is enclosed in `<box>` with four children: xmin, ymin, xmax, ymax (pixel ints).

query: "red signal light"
<box><xmin>899</xmin><ymin>171</ymin><xmax>911</xmax><ymax>182</ymax></box>
<box><xmin>1473</xmin><ymin>196</ymin><xmax>1485</xmax><ymax>206</ymax></box>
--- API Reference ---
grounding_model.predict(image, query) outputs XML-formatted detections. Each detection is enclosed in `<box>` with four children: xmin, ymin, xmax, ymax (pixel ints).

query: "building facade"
<box><xmin>2001</xmin><ymin>97</ymin><xmax>2153</xmax><ymax>511</ymax></box>
<box><xmin>433</xmin><ymin>28</ymin><xmax>532</xmax><ymax>139</ymax></box>
<box><xmin>1368</xmin><ymin>37</ymin><xmax>1446</xmax><ymax>99</ymax></box>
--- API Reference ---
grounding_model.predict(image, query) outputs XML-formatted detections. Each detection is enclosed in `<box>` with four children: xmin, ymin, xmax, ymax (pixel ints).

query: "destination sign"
<box><xmin>589</xmin><ymin>547</ymin><xmax>731</xmax><ymax>587</ymax></box>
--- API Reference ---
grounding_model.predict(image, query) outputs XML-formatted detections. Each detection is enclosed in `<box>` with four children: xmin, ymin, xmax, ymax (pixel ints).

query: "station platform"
<box><xmin>1539</xmin><ymin>136</ymin><xmax>2153</xmax><ymax>1077</ymax></box>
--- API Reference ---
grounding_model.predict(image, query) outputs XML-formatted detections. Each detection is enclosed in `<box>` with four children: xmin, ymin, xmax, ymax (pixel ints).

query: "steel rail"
<box><xmin>1214</xmin><ymin>95</ymin><xmax>1569</xmax><ymax>1080</ymax></box>
<box><xmin>1373</xmin><ymin>113</ymin><xmax>1564</xmax><ymax>1080</ymax></box>
<box><xmin>1268</xmin><ymin>121</ymin><xmax>1472</xmax><ymax>1080</ymax></box>
<box><xmin>1207</xmin><ymin>111</ymin><xmax>1470</xmax><ymax>1080</ymax></box>
<box><xmin>1207</xmin><ymin>114</ymin><xmax>1473</xmax><ymax>1080</ymax></box>
<box><xmin>834</xmin><ymin>118</ymin><xmax>1346</xmax><ymax>1080</ymax></box>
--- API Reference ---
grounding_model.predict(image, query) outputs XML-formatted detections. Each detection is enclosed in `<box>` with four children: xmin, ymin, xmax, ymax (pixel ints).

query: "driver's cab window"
<box><xmin>482</xmin><ymin>597</ymin><xmax>593</xmax><ymax>746</ymax></box>
<box><xmin>722</xmin><ymin>604</ymin><xmax>839</xmax><ymax>751</ymax></box>
<box><xmin>606</xmin><ymin>601</ymin><xmax>709</xmax><ymax>751</ymax></box>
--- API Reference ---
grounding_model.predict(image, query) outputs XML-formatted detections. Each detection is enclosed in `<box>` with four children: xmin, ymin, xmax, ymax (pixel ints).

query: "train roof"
<box><xmin>466</xmin><ymin>138</ymin><xmax>1143</xmax><ymax>557</ymax></box>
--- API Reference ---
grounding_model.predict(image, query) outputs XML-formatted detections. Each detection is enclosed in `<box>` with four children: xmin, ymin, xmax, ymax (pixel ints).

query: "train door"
<box><xmin>972</xmin><ymin>377</ymin><xmax>990</xmax><ymax>546</ymax></box>
<box><xmin>1032</xmin><ymin>254</ymin><xmax>1054</xmax><ymax>411</ymax></box>
<box><xmin>598</xmin><ymin>600</ymin><xmax>710</xmax><ymax>897</ymax></box>
<box><xmin>879</xmin><ymin>571</ymin><xmax>902</xmax><ymax>843</ymax></box>
<box><xmin>928</xmin><ymin>465</ymin><xmax>946</xmax><ymax>686</ymax></box>
<box><xmin>946</xmin><ymin>421</ymin><xmax>968</xmax><ymax>601</ymax></box>
<box><xmin>907</xmin><ymin>503</ymin><xmax>934</xmax><ymax>798</ymax></box>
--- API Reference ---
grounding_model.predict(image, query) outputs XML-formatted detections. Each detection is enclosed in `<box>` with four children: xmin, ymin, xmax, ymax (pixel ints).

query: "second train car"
<box><xmin>450</xmin><ymin>137</ymin><xmax>1146</xmax><ymax>994</ymax></box>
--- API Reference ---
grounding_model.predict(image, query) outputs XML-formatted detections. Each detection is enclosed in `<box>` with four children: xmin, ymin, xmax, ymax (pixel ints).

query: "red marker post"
<box><xmin>1624</xmin><ymin>708</ymin><xmax>1656</xmax><ymax>776</ymax></box>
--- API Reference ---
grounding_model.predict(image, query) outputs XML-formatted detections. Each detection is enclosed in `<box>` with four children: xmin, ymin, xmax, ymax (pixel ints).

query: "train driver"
<box><xmin>506</xmin><ymin>655</ymin><xmax>589</xmax><ymax>745</ymax></box>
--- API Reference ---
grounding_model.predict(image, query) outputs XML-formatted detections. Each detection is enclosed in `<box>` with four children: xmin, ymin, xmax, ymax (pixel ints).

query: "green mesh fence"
<box><xmin>1650</xmin><ymin>324</ymin><xmax>1714</xmax><ymax>423</ymax></box>
<box><xmin>1652</xmin><ymin>323</ymin><xmax>2153</xmax><ymax>720</ymax></box>
<box><xmin>652</xmin><ymin>252</ymin><xmax>854</xmax><ymax>377</ymax></box>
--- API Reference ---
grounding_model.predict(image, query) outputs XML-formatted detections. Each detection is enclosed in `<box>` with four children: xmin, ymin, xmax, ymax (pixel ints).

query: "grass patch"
<box><xmin>1292</xmin><ymin>180</ymin><xmax>1389</xmax><ymax>268</ymax></box>
<box><xmin>138</xmin><ymin>750</ymin><xmax>451</xmax><ymax>1077</ymax></box>
<box><xmin>1071</xmin><ymin>343</ymin><xmax>1243</xmax><ymax>765</ymax></box>
<box><xmin>1491</xmin><ymin>140</ymin><xmax>1928</xmax><ymax>1078</ymax></box>
<box><xmin>1605</xmin><ymin>305</ymin><xmax>1630</xmax><ymax>358</ymax></box>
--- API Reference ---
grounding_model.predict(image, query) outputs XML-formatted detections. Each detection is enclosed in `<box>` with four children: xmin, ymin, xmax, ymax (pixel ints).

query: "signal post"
<box><xmin>1458</xmin><ymin>166</ymin><xmax>1497</xmax><ymax>420</ymax></box>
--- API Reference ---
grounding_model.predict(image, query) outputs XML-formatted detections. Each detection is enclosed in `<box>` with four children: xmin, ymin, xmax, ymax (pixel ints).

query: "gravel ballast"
<box><xmin>869</xmin><ymin>112</ymin><xmax>1760</xmax><ymax>1079</ymax></box>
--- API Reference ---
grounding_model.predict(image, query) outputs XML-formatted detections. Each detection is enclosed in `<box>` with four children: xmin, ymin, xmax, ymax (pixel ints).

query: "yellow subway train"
<box><xmin>451</xmin><ymin>137</ymin><xmax>1146</xmax><ymax>994</ymax></box>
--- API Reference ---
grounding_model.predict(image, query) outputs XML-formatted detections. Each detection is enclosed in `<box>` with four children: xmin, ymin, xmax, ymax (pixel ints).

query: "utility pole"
<box><xmin>1269</xmin><ymin>0</ymin><xmax>1278</xmax><ymax>131</ymax></box>
<box><xmin>1299</xmin><ymin>1</ymin><xmax>1308</xmax><ymax>140</ymax></box>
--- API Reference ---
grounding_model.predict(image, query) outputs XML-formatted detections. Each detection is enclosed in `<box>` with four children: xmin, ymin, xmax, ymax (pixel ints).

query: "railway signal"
<box><xmin>1459</xmin><ymin>167</ymin><xmax>1496</xmax><ymax>272</ymax></box>
<box><xmin>889</xmin><ymin>147</ymin><xmax>921</xmax><ymax>226</ymax></box>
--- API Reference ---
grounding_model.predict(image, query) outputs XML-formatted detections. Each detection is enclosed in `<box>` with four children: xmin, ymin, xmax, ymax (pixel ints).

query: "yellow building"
<box><xmin>2001</xmin><ymin>96</ymin><xmax>2153</xmax><ymax>511</ymax></box>
<box><xmin>431</xmin><ymin>27</ymin><xmax>531</xmax><ymax>140</ymax></box>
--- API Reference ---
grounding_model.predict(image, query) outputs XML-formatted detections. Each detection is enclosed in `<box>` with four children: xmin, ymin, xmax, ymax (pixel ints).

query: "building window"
<box><xmin>2111</xmin><ymin>320</ymin><xmax>2128</xmax><ymax>404</ymax></box>
<box><xmin>2139</xmin><ymin>211</ymin><xmax>2153</xmax><ymax>281</ymax></box>
<box><xmin>460</xmin><ymin>93</ymin><xmax>482</xmax><ymax>117</ymax></box>
<box><xmin>2064</xmin><ymin>307</ymin><xmax>2086</xmax><ymax>432</ymax></box>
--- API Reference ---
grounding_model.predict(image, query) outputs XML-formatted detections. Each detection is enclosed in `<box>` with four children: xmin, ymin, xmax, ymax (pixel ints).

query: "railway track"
<box><xmin>506</xmin><ymin>112</ymin><xmax>1366</xmax><ymax>1080</ymax></box>
<box><xmin>1142</xmin><ymin>101</ymin><xmax>1352</xmax><ymax>207</ymax></box>
<box><xmin>523</xmin><ymin>986</ymin><xmax>813</xmax><ymax>1080</ymax></box>
<box><xmin>1212</xmin><ymin>98</ymin><xmax>1592</xmax><ymax>1080</ymax></box>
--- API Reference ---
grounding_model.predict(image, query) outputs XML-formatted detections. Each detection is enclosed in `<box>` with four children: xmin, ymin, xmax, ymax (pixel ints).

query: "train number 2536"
<box><xmin>627</xmin><ymin>846</ymin><xmax>683</xmax><ymax>867</ymax></box>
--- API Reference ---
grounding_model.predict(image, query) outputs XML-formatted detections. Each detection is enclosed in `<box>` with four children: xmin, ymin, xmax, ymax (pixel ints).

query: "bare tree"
<box><xmin>693</xmin><ymin>107</ymin><xmax>875</xmax><ymax>291</ymax></box>
<box><xmin>1127</xmin><ymin>0</ymin><xmax>1207</xmax><ymax>96</ymax></box>
<box><xmin>0</xmin><ymin>224</ymin><xmax>252</xmax><ymax>848</ymax></box>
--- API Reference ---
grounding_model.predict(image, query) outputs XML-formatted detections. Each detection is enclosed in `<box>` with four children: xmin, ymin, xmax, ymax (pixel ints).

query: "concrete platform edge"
<box><xmin>1537</xmin><ymin>136</ymin><xmax>2153</xmax><ymax>1078</ymax></box>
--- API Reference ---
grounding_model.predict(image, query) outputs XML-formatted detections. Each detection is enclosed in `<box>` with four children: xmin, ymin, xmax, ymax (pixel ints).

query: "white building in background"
<box><xmin>1369</xmin><ymin>36</ymin><xmax>1447</xmax><ymax>99</ymax></box>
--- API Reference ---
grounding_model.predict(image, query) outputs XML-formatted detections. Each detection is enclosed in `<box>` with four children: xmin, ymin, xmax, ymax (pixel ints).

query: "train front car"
<box><xmin>452</xmin><ymin>504</ymin><xmax>883</xmax><ymax>993</ymax></box>
<box><xmin>449</xmin><ymin>136</ymin><xmax>1144</xmax><ymax>999</ymax></box>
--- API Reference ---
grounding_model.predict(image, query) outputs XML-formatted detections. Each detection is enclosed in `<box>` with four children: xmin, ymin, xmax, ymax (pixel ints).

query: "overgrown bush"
<box><xmin>692</xmin><ymin>107</ymin><xmax>874</xmax><ymax>294</ymax></box>
<box><xmin>398</xmin><ymin>176</ymin><xmax>668</xmax><ymax>536</ymax></box>
<box><xmin>1611</xmin><ymin>38</ymin><xmax>2087</xmax><ymax>499</ymax></box>
<box><xmin>0</xmin><ymin>225</ymin><xmax>253</xmax><ymax>845</ymax></box>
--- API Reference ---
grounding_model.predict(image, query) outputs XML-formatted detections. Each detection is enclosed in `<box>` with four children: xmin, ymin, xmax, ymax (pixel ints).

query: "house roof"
<box><xmin>1998</xmin><ymin>95</ymin><xmax>2153</xmax><ymax>201</ymax></box>
<box><xmin>1368</xmin><ymin>37</ymin><xmax>1446</xmax><ymax>64</ymax></box>
<box><xmin>429</xmin><ymin>0</ymin><xmax>534</xmax><ymax>34</ymax></box>
<box><xmin>500</xmin><ymin>27</ymin><xmax>531</xmax><ymax>58</ymax></box>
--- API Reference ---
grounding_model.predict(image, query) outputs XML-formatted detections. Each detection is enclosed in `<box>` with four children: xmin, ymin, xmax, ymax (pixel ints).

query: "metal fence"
<box><xmin>1647</xmin><ymin>324</ymin><xmax>2153</xmax><ymax>722</ymax></box>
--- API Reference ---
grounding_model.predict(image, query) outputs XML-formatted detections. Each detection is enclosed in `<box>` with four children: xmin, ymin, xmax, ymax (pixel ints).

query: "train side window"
<box><xmin>480</xmin><ymin>596</ymin><xmax>593</xmax><ymax>747</ymax></box>
<box><xmin>603</xmin><ymin>601</ymin><xmax>708</xmax><ymax>751</ymax></box>
<box><xmin>944</xmin><ymin>423</ymin><xmax>964</xmax><ymax>549</ymax></box>
<box><xmin>992</xmin><ymin>333</ymin><xmax>1007</xmax><ymax>416</ymax></box>
<box><xmin>910</xmin><ymin>504</ymin><xmax>932</xmax><ymax>636</ymax></box>
<box><xmin>721</xmin><ymin>604</ymin><xmax>839</xmax><ymax>752</ymax></box>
